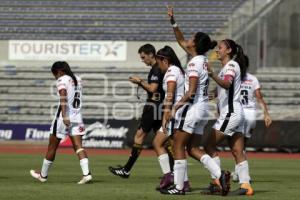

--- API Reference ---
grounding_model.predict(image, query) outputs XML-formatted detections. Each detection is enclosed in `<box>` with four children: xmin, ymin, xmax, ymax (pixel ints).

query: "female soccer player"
<box><xmin>153</xmin><ymin>46</ymin><xmax>189</xmax><ymax>191</ymax></box>
<box><xmin>205</xmin><ymin>39</ymin><xmax>254</xmax><ymax>195</ymax></box>
<box><xmin>30</xmin><ymin>61</ymin><xmax>92</xmax><ymax>184</ymax></box>
<box><xmin>231</xmin><ymin>55</ymin><xmax>272</xmax><ymax>182</ymax></box>
<box><xmin>160</xmin><ymin>6</ymin><xmax>230</xmax><ymax>196</ymax></box>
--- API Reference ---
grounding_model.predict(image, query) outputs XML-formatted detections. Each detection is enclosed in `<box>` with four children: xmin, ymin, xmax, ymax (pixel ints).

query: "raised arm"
<box><xmin>166</xmin><ymin>5</ymin><xmax>191</xmax><ymax>54</ymax></box>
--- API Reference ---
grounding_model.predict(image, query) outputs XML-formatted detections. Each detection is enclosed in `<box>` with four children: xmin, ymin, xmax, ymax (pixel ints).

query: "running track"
<box><xmin>0</xmin><ymin>144</ymin><xmax>300</xmax><ymax>159</ymax></box>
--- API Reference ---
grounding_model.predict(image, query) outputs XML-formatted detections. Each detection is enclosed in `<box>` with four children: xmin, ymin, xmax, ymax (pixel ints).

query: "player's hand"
<box><xmin>166</xmin><ymin>5</ymin><xmax>174</xmax><ymax>19</ymax></box>
<box><xmin>207</xmin><ymin>63</ymin><xmax>214</xmax><ymax>77</ymax></box>
<box><xmin>264</xmin><ymin>114</ymin><xmax>272</xmax><ymax>127</ymax></box>
<box><xmin>63</xmin><ymin>117</ymin><xmax>71</xmax><ymax>127</ymax></box>
<box><xmin>129</xmin><ymin>76</ymin><xmax>142</xmax><ymax>84</ymax></box>
<box><xmin>162</xmin><ymin>110</ymin><xmax>171</xmax><ymax>134</ymax></box>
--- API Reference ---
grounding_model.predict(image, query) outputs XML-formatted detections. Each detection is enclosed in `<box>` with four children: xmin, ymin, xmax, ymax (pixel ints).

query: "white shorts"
<box><xmin>213</xmin><ymin>110</ymin><xmax>244</xmax><ymax>137</ymax></box>
<box><xmin>174</xmin><ymin>103</ymin><xmax>208</xmax><ymax>135</ymax></box>
<box><xmin>50</xmin><ymin>117</ymin><xmax>85</xmax><ymax>139</ymax></box>
<box><xmin>242</xmin><ymin>109</ymin><xmax>256</xmax><ymax>138</ymax></box>
<box><xmin>158</xmin><ymin>119</ymin><xmax>175</xmax><ymax>137</ymax></box>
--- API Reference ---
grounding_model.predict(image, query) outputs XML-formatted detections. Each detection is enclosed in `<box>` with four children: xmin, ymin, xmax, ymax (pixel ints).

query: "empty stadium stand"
<box><xmin>1</xmin><ymin>65</ymin><xmax>299</xmax><ymax>124</ymax></box>
<box><xmin>0</xmin><ymin>0</ymin><xmax>245</xmax><ymax>41</ymax></box>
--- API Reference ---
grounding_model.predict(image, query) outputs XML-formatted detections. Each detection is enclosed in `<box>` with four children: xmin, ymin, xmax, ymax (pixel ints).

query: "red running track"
<box><xmin>0</xmin><ymin>144</ymin><xmax>300</xmax><ymax>159</ymax></box>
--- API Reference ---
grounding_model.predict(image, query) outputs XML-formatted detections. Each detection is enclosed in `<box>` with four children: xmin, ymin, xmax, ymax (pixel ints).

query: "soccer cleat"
<box><xmin>183</xmin><ymin>181</ymin><xmax>192</xmax><ymax>192</ymax></box>
<box><xmin>201</xmin><ymin>183</ymin><xmax>221</xmax><ymax>195</ymax></box>
<box><xmin>160</xmin><ymin>185</ymin><xmax>185</xmax><ymax>195</ymax></box>
<box><xmin>219</xmin><ymin>170</ymin><xmax>231</xmax><ymax>196</ymax></box>
<box><xmin>30</xmin><ymin>170</ymin><xmax>47</xmax><ymax>183</ymax></box>
<box><xmin>78</xmin><ymin>174</ymin><xmax>92</xmax><ymax>184</ymax></box>
<box><xmin>108</xmin><ymin>166</ymin><xmax>130</xmax><ymax>178</ymax></box>
<box><xmin>156</xmin><ymin>172</ymin><xmax>174</xmax><ymax>190</ymax></box>
<box><xmin>230</xmin><ymin>183</ymin><xmax>254</xmax><ymax>196</ymax></box>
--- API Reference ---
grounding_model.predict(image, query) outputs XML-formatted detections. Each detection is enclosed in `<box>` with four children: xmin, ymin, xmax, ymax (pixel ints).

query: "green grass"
<box><xmin>0</xmin><ymin>153</ymin><xmax>299</xmax><ymax>200</ymax></box>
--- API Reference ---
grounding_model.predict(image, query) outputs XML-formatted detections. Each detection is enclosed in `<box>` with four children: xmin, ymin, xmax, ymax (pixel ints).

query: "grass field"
<box><xmin>0</xmin><ymin>151</ymin><xmax>299</xmax><ymax>200</ymax></box>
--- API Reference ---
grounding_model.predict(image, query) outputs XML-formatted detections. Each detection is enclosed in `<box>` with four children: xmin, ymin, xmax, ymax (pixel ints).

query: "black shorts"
<box><xmin>138</xmin><ymin>101</ymin><xmax>162</xmax><ymax>133</ymax></box>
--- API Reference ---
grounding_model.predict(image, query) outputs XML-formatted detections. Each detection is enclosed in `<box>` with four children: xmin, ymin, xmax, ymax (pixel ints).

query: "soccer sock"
<box><xmin>124</xmin><ymin>143</ymin><xmax>142</xmax><ymax>172</ymax></box>
<box><xmin>80</xmin><ymin>158</ymin><xmax>90</xmax><ymax>176</ymax></box>
<box><xmin>41</xmin><ymin>159</ymin><xmax>53</xmax><ymax>178</ymax></box>
<box><xmin>234</xmin><ymin>164</ymin><xmax>238</xmax><ymax>175</ymax></box>
<box><xmin>213</xmin><ymin>156</ymin><xmax>221</xmax><ymax>168</ymax></box>
<box><xmin>184</xmin><ymin>164</ymin><xmax>188</xmax><ymax>182</ymax></box>
<box><xmin>174</xmin><ymin>159</ymin><xmax>186</xmax><ymax>190</ymax></box>
<box><xmin>236</xmin><ymin>160</ymin><xmax>251</xmax><ymax>184</ymax></box>
<box><xmin>200</xmin><ymin>154</ymin><xmax>221</xmax><ymax>179</ymax></box>
<box><xmin>158</xmin><ymin>154</ymin><xmax>171</xmax><ymax>174</ymax></box>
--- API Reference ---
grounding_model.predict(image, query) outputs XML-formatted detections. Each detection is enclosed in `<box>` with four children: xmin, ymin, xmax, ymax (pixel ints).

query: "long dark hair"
<box><xmin>194</xmin><ymin>32</ymin><xmax>217</xmax><ymax>55</ymax></box>
<box><xmin>222</xmin><ymin>39</ymin><xmax>248</xmax><ymax>80</ymax></box>
<box><xmin>156</xmin><ymin>46</ymin><xmax>185</xmax><ymax>74</ymax></box>
<box><xmin>51</xmin><ymin>61</ymin><xmax>78</xmax><ymax>87</ymax></box>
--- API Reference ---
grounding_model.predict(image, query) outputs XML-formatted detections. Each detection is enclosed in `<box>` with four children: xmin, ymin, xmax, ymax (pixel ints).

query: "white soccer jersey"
<box><xmin>163</xmin><ymin>65</ymin><xmax>185</xmax><ymax>104</ymax></box>
<box><xmin>240</xmin><ymin>73</ymin><xmax>260</xmax><ymax>110</ymax></box>
<box><xmin>185</xmin><ymin>55</ymin><xmax>209</xmax><ymax>103</ymax></box>
<box><xmin>56</xmin><ymin>74</ymin><xmax>83</xmax><ymax>123</ymax></box>
<box><xmin>217</xmin><ymin>60</ymin><xmax>242</xmax><ymax>114</ymax></box>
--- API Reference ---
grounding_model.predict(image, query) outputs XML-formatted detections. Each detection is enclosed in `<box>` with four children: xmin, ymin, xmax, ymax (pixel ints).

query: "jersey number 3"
<box><xmin>241</xmin><ymin>90</ymin><xmax>248</xmax><ymax>105</ymax></box>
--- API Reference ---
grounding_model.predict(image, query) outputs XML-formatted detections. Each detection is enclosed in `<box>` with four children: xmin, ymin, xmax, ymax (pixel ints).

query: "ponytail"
<box><xmin>156</xmin><ymin>46</ymin><xmax>185</xmax><ymax>74</ymax></box>
<box><xmin>222</xmin><ymin>39</ymin><xmax>248</xmax><ymax>80</ymax></box>
<box><xmin>194</xmin><ymin>32</ymin><xmax>217</xmax><ymax>55</ymax></box>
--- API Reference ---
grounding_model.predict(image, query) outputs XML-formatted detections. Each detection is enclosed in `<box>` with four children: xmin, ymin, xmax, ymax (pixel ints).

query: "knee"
<box><xmin>231</xmin><ymin>148</ymin><xmax>243</xmax><ymax>159</ymax></box>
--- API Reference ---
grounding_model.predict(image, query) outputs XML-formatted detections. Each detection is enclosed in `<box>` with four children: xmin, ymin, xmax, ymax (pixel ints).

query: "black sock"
<box><xmin>124</xmin><ymin>143</ymin><xmax>143</xmax><ymax>172</ymax></box>
<box><xmin>165</xmin><ymin>140</ymin><xmax>174</xmax><ymax>172</ymax></box>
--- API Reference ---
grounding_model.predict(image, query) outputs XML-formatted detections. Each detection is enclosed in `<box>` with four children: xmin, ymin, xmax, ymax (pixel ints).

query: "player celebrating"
<box><xmin>205</xmin><ymin>39</ymin><xmax>253</xmax><ymax>195</ymax></box>
<box><xmin>231</xmin><ymin>55</ymin><xmax>272</xmax><ymax>182</ymax></box>
<box><xmin>153</xmin><ymin>45</ymin><xmax>191</xmax><ymax>191</ymax></box>
<box><xmin>108</xmin><ymin>44</ymin><xmax>165</xmax><ymax>178</ymax></box>
<box><xmin>160</xmin><ymin>6</ymin><xmax>230</xmax><ymax>196</ymax></box>
<box><xmin>30</xmin><ymin>61</ymin><xmax>92</xmax><ymax>184</ymax></box>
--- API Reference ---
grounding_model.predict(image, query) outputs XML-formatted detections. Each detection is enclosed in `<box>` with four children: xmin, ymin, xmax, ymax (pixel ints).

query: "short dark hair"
<box><xmin>138</xmin><ymin>44</ymin><xmax>156</xmax><ymax>55</ymax></box>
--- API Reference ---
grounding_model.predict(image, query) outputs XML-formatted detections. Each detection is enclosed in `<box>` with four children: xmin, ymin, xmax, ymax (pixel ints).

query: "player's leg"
<box><xmin>160</xmin><ymin>129</ymin><xmax>190</xmax><ymax>195</ymax></box>
<box><xmin>30</xmin><ymin>134</ymin><xmax>60</xmax><ymax>182</ymax></box>
<box><xmin>228</xmin><ymin>133</ymin><xmax>253</xmax><ymax>195</ymax></box>
<box><xmin>70</xmin><ymin>134</ymin><xmax>92</xmax><ymax>184</ymax></box>
<box><xmin>109</xmin><ymin>103</ymin><xmax>159</xmax><ymax>178</ymax></box>
<box><xmin>153</xmin><ymin>130</ymin><xmax>173</xmax><ymax>190</ymax></box>
<box><xmin>204</xmin><ymin>128</ymin><xmax>231</xmax><ymax>196</ymax></box>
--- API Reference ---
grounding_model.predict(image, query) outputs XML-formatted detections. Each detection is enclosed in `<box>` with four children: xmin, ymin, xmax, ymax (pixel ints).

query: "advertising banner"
<box><xmin>8</xmin><ymin>40</ymin><xmax>127</xmax><ymax>61</ymax></box>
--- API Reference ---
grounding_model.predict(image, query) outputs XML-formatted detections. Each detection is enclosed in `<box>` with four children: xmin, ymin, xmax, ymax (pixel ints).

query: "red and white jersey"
<box><xmin>185</xmin><ymin>55</ymin><xmax>209</xmax><ymax>103</ymax></box>
<box><xmin>217</xmin><ymin>60</ymin><xmax>242</xmax><ymax>114</ymax></box>
<box><xmin>241</xmin><ymin>73</ymin><xmax>260</xmax><ymax>110</ymax></box>
<box><xmin>56</xmin><ymin>75</ymin><xmax>83</xmax><ymax>123</ymax></box>
<box><xmin>163</xmin><ymin>65</ymin><xmax>185</xmax><ymax>104</ymax></box>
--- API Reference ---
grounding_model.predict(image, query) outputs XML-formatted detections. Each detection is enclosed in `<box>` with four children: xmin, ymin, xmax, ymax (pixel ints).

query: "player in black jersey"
<box><xmin>109</xmin><ymin>44</ymin><xmax>166</xmax><ymax>178</ymax></box>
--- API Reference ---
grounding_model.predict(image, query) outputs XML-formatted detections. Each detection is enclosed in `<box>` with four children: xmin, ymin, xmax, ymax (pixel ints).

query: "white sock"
<box><xmin>41</xmin><ymin>159</ymin><xmax>53</xmax><ymax>178</ymax></box>
<box><xmin>158</xmin><ymin>154</ymin><xmax>171</xmax><ymax>174</ymax></box>
<box><xmin>236</xmin><ymin>160</ymin><xmax>251</xmax><ymax>184</ymax></box>
<box><xmin>234</xmin><ymin>164</ymin><xmax>238</xmax><ymax>175</ymax></box>
<box><xmin>80</xmin><ymin>158</ymin><xmax>90</xmax><ymax>176</ymax></box>
<box><xmin>174</xmin><ymin>159</ymin><xmax>186</xmax><ymax>190</ymax></box>
<box><xmin>213</xmin><ymin>156</ymin><xmax>221</xmax><ymax>168</ymax></box>
<box><xmin>200</xmin><ymin>154</ymin><xmax>221</xmax><ymax>179</ymax></box>
<box><xmin>184</xmin><ymin>164</ymin><xmax>188</xmax><ymax>182</ymax></box>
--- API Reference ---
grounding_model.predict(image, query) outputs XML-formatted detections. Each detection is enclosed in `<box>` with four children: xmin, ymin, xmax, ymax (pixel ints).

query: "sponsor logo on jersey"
<box><xmin>151</xmin><ymin>75</ymin><xmax>159</xmax><ymax>81</ymax></box>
